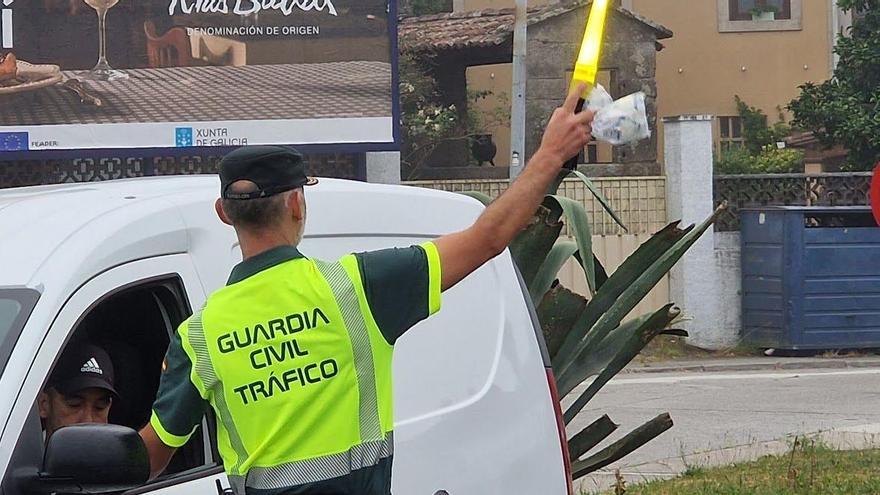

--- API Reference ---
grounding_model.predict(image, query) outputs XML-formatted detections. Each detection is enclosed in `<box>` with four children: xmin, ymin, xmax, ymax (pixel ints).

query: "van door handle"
<box><xmin>215</xmin><ymin>479</ymin><xmax>235</xmax><ymax>495</ymax></box>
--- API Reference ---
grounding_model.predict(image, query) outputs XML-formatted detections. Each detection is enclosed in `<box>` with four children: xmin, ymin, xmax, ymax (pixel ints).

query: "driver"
<box><xmin>38</xmin><ymin>343</ymin><xmax>118</xmax><ymax>438</ymax></box>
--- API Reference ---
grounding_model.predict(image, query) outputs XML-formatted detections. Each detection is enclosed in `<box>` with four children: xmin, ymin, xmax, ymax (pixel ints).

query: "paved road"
<box><xmin>565</xmin><ymin>367</ymin><xmax>880</xmax><ymax>492</ymax></box>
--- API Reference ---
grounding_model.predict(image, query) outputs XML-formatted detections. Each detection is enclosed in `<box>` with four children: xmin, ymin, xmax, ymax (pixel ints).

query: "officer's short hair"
<box><xmin>222</xmin><ymin>181</ymin><xmax>300</xmax><ymax>230</ymax></box>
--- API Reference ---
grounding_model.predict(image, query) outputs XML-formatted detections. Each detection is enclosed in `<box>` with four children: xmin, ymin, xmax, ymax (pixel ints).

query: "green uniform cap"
<box><xmin>219</xmin><ymin>146</ymin><xmax>318</xmax><ymax>200</ymax></box>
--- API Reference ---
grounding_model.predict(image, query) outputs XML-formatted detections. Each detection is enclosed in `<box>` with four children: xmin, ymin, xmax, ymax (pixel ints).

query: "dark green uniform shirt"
<box><xmin>152</xmin><ymin>245</ymin><xmax>435</xmax><ymax>494</ymax></box>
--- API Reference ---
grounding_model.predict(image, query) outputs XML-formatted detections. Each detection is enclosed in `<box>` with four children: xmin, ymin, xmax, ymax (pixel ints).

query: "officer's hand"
<box><xmin>538</xmin><ymin>83</ymin><xmax>594</xmax><ymax>165</ymax></box>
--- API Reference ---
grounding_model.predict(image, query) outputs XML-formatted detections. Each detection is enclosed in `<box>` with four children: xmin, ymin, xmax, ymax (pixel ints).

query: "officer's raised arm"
<box><xmin>433</xmin><ymin>84</ymin><xmax>594</xmax><ymax>291</ymax></box>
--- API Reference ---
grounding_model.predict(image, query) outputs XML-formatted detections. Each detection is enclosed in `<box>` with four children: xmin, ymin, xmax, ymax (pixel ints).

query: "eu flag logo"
<box><xmin>0</xmin><ymin>132</ymin><xmax>28</xmax><ymax>151</ymax></box>
<box><xmin>175</xmin><ymin>127</ymin><xmax>193</xmax><ymax>147</ymax></box>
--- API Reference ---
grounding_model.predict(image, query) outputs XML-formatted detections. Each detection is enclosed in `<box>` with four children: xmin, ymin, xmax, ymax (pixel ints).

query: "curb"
<box><xmin>623</xmin><ymin>358</ymin><xmax>880</xmax><ymax>374</ymax></box>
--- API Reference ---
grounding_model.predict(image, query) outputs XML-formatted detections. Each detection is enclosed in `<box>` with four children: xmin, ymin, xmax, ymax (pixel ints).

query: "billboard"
<box><xmin>0</xmin><ymin>0</ymin><xmax>397</xmax><ymax>153</ymax></box>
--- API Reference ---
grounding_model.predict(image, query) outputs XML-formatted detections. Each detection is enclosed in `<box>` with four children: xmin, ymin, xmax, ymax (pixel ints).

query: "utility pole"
<box><xmin>830</xmin><ymin>0</ymin><xmax>840</xmax><ymax>71</ymax></box>
<box><xmin>1</xmin><ymin>0</ymin><xmax>13</xmax><ymax>49</ymax></box>
<box><xmin>509</xmin><ymin>0</ymin><xmax>527</xmax><ymax>180</ymax></box>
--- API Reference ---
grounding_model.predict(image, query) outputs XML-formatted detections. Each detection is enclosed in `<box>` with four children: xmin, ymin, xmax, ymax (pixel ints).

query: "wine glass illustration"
<box><xmin>82</xmin><ymin>0</ymin><xmax>128</xmax><ymax>81</ymax></box>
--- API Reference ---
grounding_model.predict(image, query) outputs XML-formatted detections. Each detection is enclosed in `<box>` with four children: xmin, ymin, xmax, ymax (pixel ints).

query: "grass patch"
<box><xmin>817</xmin><ymin>349</ymin><xmax>871</xmax><ymax>359</ymax></box>
<box><xmin>621</xmin><ymin>441</ymin><xmax>880</xmax><ymax>494</ymax></box>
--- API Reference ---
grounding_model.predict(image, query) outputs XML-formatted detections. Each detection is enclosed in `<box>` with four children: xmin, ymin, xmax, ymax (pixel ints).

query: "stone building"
<box><xmin>399</xmin><ymin>1</ymin><xmax>671</xmax><ymax>177</ymax></box>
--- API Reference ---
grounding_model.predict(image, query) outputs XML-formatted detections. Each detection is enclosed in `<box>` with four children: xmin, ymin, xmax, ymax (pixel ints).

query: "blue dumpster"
<box><xmin>741</xmin><ymin>206</ymin><xmax>880</xmax><ymax>350</ymax></box>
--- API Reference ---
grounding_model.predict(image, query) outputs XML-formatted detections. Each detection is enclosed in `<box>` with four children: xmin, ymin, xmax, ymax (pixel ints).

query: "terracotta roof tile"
<box><xmin>399</xmin><ymin>2</ymin><xmax>672</xmax><ymax>53</ymax></box>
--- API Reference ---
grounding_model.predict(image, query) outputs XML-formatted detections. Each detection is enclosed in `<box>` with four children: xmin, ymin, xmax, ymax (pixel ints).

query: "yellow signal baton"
<box><xmin>564</xmin><ymin>0</ymin><xmax>611</xmax><ymax>170</ymax></box>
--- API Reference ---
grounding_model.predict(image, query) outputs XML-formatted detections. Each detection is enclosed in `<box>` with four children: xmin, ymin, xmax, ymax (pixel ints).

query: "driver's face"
<box><xmin>39</xmin><ymin>387</ymin><xmax>112</xmax><ymax>437</ymax></box>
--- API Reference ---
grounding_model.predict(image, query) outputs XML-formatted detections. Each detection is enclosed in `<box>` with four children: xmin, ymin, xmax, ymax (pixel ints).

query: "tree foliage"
<box><xmin>715</xmin><ymin>146</ymin><xmax>804</xmax><ymax>175</ymax></box>
<box><xmin>715</xmin><ymin>97</ymin><xmax>803</xmax><ymax>175</ymax></box>
<box><xmin>788</xmin><ymin>0</ymin><xmax>880</xmax><ymax>170</ymax></box>
<box><xmin>736</xmin><ymin>96</ymin><xmax>790</xmax><ymax>155</ymax></box>
<box><xmin>398</xmin><ymin>54</ymin><xmax>461</xmax><ymax>174</ymax></box>
<box><xmin>398</xmin><ymin>54</ymin><xmax>510</xmax><ymax>177</ymax></box>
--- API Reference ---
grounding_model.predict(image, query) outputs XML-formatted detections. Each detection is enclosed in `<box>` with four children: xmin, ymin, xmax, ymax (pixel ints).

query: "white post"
<box><xmin>365</xmin><ymin>151</ymin><xmax>401</xmax><ymax>185</ymax></box>
<box><xmin>1</xmin><ymin>0</ymin><xmax>13</xmax><ymax>49</ymax></box>
<box><xmin>509</xmin><ymin>0</ymin><xmax>527</xmax><ymax>180</ymax></box>
<box><xmin>664</xmin><ymin>115</ymin><xmax>731</xmax><ymax>349</ymax></box>
<box><xmin>830</xmin><ymin>0</ymin><xmax>840</xmax><ymax>72</ymax></box>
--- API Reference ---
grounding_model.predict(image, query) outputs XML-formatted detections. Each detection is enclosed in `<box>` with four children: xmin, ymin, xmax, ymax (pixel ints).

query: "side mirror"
<box><xmin>35</xmin><ymin>424</ymin><xmax>149</xmax><ymax>493</ymax></box>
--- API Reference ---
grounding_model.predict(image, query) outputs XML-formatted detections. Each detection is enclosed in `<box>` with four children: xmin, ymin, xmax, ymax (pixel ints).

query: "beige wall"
<box><xmin>460</xmin><ymin>0</ymin><xmax>837</xmax><ymax>164</ymax></box>
<box><xmin>407</xmin><ymin>176</ymin><xmax>667</xmax><ymax>235</ymax></box>
<box><xmin>632</xmin><ymin>0</ymin><xmax>834</xmax><ymax>159</ymax></box>
<box><xmin>462</xmin><ymin>0</ymin><xmax>553</xmax><ymax>167</ymax></box>
<box><xmin>468</xmin><ymin>64</ymin><xmax>514</xmax><ymax>167</ymax></box>
<box><xmin>559</xmin><ymin>234</ymin><xmax>670</xmax><ymax>322</ymax></box>
<box><xmin>406</xmin><ymin>175</ymin><xmax>671</xmax><ymax>319</ymax></box>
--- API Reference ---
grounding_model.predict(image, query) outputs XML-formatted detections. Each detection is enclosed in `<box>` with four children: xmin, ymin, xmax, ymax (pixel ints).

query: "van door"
<box><xmin>0</xmin><ymin>255</ymin><xmax>231</xmax><ymax>495</ymax></box>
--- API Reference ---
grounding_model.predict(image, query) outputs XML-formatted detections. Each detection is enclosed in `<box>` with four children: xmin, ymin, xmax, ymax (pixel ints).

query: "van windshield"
<box><xmin>0</xmin><ymin>289</ymin><xmax>40</xmax><ymax>377</ymax></box>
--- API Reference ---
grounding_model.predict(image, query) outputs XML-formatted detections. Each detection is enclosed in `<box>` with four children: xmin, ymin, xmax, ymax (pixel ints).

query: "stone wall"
<box><xmin>526</xmin><ymin>6</ymin><xmax>660</xmax><ymax>167</ymax></box>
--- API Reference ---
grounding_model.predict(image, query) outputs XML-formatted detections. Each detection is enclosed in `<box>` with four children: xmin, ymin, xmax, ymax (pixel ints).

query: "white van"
<box><xmin>0</xmin><ymin>176</ymin><xmax>570</xmax><ymax>495</ymax></box>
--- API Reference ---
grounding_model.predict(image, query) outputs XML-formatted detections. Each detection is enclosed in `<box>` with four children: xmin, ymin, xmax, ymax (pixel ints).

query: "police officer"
<box><xmin>138</xmin><ymin>85</ymin><xmax>595</xmax><ymax>495</ymax></box>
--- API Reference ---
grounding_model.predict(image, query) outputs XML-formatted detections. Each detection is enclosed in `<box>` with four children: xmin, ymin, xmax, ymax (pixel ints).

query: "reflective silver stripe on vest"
<box><xmin>187</xmin><ymin>311</ymin><xmax>250</xmax><ymax>474</ymax></box>
<box><xmin>313</xmin><ymin>259</ymin><xmax>384</xmax><ymax>443</ymax></box>
<box><xmin>188</xmin><ymin>312</ymin><xmax>217</xmax><ymax>389</ymax></box>
<box><xmin>243</xmin><ymin>434</ymin><xmax>394</xmax><ymax>490</ymax></box>
<box><xmin>228</xmin><ymin>475</ymin><xmax>246</xmax><ymax>495</ymax></box>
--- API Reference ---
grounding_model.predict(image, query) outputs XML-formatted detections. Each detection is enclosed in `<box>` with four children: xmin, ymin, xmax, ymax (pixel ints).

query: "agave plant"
<box><xmin>465</xmin><ymin>170</ymin><xmax>724</xmax><ymax>481</ymax></box>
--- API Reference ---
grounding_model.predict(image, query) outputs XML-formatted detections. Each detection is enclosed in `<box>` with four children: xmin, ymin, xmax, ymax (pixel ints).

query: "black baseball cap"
<box><xmin>47</xmin><ymin>343</ymin><xmax>118</xmax><ymax>398</ymax></box>
<box><xmin>219</xmin><ymin>146</ymin><xmax>318</xmax><ymax>200</ymax></box>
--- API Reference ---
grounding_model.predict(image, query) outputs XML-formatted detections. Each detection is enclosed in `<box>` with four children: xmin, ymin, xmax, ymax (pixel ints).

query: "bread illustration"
<box><xmin>0</xmin><ymin>52</ymin><xmax>17</xmax><ymax>82</ymax></box>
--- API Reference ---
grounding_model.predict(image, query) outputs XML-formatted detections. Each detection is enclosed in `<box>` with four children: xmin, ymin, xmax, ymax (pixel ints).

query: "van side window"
<box><xmin>39</xmin><ymin>279</ymin><xmax>213</xmax><ymax>477</ymax></box>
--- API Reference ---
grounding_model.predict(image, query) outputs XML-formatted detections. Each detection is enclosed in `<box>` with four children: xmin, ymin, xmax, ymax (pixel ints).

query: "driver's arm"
<box><xmin>434</xmin><ymin>84</ymin><xmax>594</xmax><ymax>291</ymax></box>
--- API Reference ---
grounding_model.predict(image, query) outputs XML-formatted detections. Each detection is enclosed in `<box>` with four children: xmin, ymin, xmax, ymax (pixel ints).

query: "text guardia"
<box><xmin>168</xmin><ymin>0</ymin><xmax>337</xmax><ymax>16</ymax></box>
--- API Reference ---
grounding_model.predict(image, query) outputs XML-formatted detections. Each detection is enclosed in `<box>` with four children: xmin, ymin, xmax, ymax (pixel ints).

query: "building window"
<box><xmin>719</xmin><ymin>116</ymin><xmax>744</xmax><ymax>151</ymax></box>
<box><xmin>729</xmin><ymin>0</ymin><xmax>792</xmax><ymax>21</ymax></box>
<box><xmin>717</xmin><ymin>0</ymin><xmax>801</xmax><ymax>32</ymax></box>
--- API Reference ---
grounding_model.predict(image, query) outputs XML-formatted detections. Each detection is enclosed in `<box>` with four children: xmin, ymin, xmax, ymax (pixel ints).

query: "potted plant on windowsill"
<box><xmin>751</xmin><ymin>5</ymin><xmax>778</xmax><ymax>21</ymax></box>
